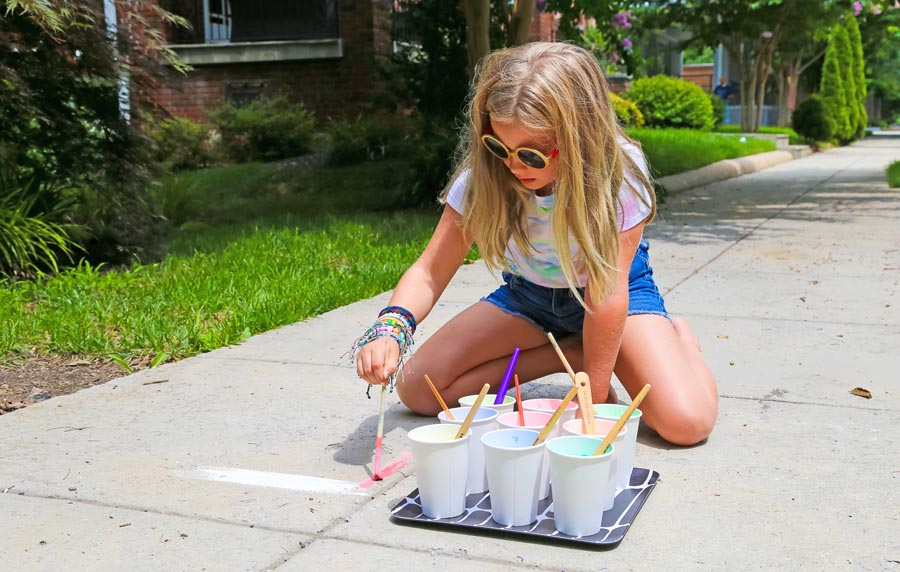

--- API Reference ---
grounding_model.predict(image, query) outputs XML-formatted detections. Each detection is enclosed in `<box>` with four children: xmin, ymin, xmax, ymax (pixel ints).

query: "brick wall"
<box><xmin>155</xmin><ymin>0</ymin><xmax>388</xmax><ymax>122</ymax></box>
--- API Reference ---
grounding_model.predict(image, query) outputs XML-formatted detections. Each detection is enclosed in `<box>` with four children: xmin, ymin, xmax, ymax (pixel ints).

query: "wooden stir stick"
<box><xmin>423</xmin><ymin>374</ymin><xmax>454</xmax><ymax>420</ymax></box>
<box><xmin>575</xmin><ymin>372</ymin><xmax>595</xmax><ymax>435</ymax></box>
<box><xmin>592</xmin><ymin>384</ymin><xmax>651</xmax><ymax>456</ymax></box>
<box><xmin>455</xmin><ymin>383</ymin><xmax>490</xmax><ymax>440</ymax></box>
<box><xmin>546</xmin><ymin>332</ymin><xmax>577</xmax><ymax>384</ymax></box>
<box><xmin>531</xmin><ymin>383</ymin><xmax>580</xmax><ymax>446</ymax></box>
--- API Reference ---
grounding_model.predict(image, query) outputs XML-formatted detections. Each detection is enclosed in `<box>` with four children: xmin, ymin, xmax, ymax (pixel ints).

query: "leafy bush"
<box><xmin>144</xmin><ymin>116</ymin><xmax>214</xmax><ymax>172</ymax></box>
<box><xmin>0</xmin><ymin>173</ymin><xmax>79</xmax><ymax>277</ymax></box>
<box><xmin>821</xmin><ymin>27</ymin><xmax>851</xmax><ymax>142</ymax></box>
<box><xmin>792</xmin><ymin>96</ymin><xmax>834</xmax><ymax>142</ymax></box>
<box><xmin>611</xmin><ymin>93</ymin><xmax>645</xmax><ymax>128</ymax></box>
<box><xmin>625</xmin><ymin>76</ymin><xmax>716</xmax><ymax>130</ymax></box>
<box><xmin>208</xmin><ymin>96</ymin><xmax>316</xmax><ymax>162</ymax></box>
<box><xmin>887</xmin><ymin>160</ymin><xmax>900</xmax><ymax>188</ymax></box>
<box><xmin>318</xmin><ymin>116</ymin><xmax>412</xmax><ymax>166</ymax></box>
<box><xmin>708</xmin><ymin>93</ymin><xmax>726</xmax><ymax>128</ymax></box>
<box><xmin>394</xmin><ymin>119</ymin><xmax>459</xmax><ymax>208</ymax></box>
<box><xmin>149</xmin><ymin>174</ymin><xmax>205</xmax><ymax>227</ymax></box>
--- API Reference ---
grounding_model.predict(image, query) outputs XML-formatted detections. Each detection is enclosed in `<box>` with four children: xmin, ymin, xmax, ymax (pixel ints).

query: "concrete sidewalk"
<box><xmin>2</xmin><ymin>139</ymin><xmax>899</xmax><ymax>571</ymax></box>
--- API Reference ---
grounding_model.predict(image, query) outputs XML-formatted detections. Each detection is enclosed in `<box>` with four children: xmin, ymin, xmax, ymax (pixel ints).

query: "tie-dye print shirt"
<box><xmin>446</xmin><ymin>139</ymin><xmax>652</xmax><ymax>288</ymax></box>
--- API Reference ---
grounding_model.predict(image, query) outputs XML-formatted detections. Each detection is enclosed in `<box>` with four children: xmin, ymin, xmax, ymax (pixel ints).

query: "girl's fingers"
<box><xmin>383</xmin><ymin>338</ymin><xmax>401</xmax><ymax>380</ymax></box>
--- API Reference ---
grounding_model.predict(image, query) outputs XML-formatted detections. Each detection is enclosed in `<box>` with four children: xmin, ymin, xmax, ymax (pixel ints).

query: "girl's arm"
<box><xmin>582</xmin><ymin>222</ymin><xmax>645</xmax><ymax>402</ymax></box>
<box><xmin>356</xmin><ymin>205</ymin><xmax>473</xmax><ymax>385</ymax></box>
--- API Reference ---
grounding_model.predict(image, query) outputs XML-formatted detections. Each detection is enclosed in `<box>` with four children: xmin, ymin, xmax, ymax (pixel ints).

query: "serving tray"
<box><xmin>390</xmin><ymin>467</ymin><xmax>659</xmax><ymax>547</ymax></box>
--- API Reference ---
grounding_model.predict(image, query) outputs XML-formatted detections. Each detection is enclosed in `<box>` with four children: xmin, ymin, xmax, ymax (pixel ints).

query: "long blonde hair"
<box><xmin>442</xmin><ymin>42</ymin><xmax>655</xmax><ymax>308</ymax></box>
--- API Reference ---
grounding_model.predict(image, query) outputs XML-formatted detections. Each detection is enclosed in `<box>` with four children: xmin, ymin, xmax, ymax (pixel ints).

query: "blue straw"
<box><xmin>494</xmin><ymin>347</ymin><xmax>520</xmax><ymax>404</ymax></box>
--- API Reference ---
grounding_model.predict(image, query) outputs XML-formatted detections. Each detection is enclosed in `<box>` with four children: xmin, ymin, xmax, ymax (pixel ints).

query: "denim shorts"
<box><xmin>482</xmin><ymin>239</ymin><xmax>668</xmax><ymax>338</ymax></box>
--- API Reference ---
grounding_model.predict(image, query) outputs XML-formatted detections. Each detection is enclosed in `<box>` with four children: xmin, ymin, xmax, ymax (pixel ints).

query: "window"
<box><xmin>166</xmin><ymin>0</ymin><xmax>339</xmax><ymax>44</ymax></box>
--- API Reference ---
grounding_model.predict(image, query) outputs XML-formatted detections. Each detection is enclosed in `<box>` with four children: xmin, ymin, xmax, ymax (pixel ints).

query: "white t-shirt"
<box><xmin>446</xmin><ymin>138</ymin><xmax>652</xmax><ymax>288</ymax></box>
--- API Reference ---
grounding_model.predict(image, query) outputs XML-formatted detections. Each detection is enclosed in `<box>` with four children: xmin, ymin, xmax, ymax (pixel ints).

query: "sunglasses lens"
<box><xmin>517</xmin><ymin>149</ymin><xmax>548</xmax><ymax>169</ymax></box>
<box><xmin>482</xmin><ymin>136</ymin><xmax>510</xmax><ymax>160</ymax></box>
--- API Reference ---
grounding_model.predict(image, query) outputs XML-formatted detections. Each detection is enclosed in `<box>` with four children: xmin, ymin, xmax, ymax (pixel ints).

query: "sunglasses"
<box><xmin>480</xmin><ymin>132</ymin><xmax>559</xmax><ymax>170</ymax></box>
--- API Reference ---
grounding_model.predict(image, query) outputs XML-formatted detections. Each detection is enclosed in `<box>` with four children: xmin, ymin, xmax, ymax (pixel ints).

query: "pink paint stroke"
<box><xmin>359</xmin><ymin>451</ymin><xmax>412</xmax><ymax>489</ymax></box>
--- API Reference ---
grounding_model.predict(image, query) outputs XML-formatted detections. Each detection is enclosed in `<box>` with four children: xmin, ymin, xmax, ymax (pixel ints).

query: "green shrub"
<box><xmin>0</xmin><ymin>175</ymin><xmax>79</xmax><ymax>276</ymax></box>
<box><xmin>887</xmin><ymin>161</ymin><xmax>900</xmax><ymax>188</ymax></box>
<box><xmin>144</xmin><ymin>116</ymin><xmax>214</xmax><ymax>172</ymax></box>
<box><xmin>821</xmin><ymin>27</ymin><xmax>851</xmax><ymax>143</ymax></box>
<box><xmin>792</xmin><ymin>96</ymin><xmax>833</xmax><ymax>142</ymax></box>
<box><xmin>708</xmin><ymin>93</ymin><xmax>726</xmax><ymax>128</ymax></box>
<box><xmin>318</xmin><ymin>116</ymin><xmax>412</xmax><ymax>166</ymax></box>
<box><xmin>625</xmin><ymin>76</ymin><xmax>716</xmax><ymax>130</ymax></box>
<box><xmin>395</xmin><ymin>119</ymin><xmax>458</xmax><ymax>208</ymax></box>
<box><xmin>611</xmin><ymin>93</ymin><xmax>645</xmax><ymax>128</ymax></box>
<box><xmin>208</xmin><ymin>96</ymin><xmax>316</xmax><ymax>162</ymax></box>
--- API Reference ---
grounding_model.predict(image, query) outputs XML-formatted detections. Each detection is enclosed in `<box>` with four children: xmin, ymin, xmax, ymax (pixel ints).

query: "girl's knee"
<box><xmin>652</xmin><ymin>407</ymin><xmax>717</xmax><ymax>446</ymax></box>
<box><xmin>395</xmin><ymin>376</ymin><xmax>439</xmax><ymax>416</ymax></box>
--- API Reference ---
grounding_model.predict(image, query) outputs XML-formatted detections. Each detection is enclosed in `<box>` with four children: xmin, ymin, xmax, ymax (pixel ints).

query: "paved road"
<box><xmin>1</xmin><ymin>138</ymin><xmax>898</xmax><ymax>571</ymax></box>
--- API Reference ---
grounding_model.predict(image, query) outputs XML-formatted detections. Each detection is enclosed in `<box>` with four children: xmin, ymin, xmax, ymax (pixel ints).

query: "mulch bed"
<box><xmin>0</xmin><ymin>357</ymin><xmax>129</xmax><ymax>415</ymax></box>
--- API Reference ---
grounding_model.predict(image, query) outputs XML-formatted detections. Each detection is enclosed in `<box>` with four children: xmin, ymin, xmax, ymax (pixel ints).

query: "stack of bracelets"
<box><xmin>348</xmin><ymin>305</ymin><xmax>417</xmax><ymax>396</ymax></box>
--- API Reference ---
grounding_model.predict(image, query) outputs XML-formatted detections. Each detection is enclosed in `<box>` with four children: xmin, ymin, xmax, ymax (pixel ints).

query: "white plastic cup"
<box><xmin>521</xmin><ymin>398</ymin><xmax>578</xmax><ymax>438</ymax></box>
<box><xmin>496</xmin><ymin>411</ymin><xmax>554</xmax><ymax>500</ymax></box>
<box><xmin>547</xmin><ymin>435</ymin><xmax>615</xmax><ymax>537</ymax></box>
<box><xmin>459</xmin><ymin>393</ymin><xmax>516</xmax><ymax>415</ymax></box>
<box><xmin>481</xmin><ymin>428</ymin><xmax>546</xmax><ymax>527</ymax></box>
<box><xmin>407</xmin><ymin>424</ymin><xmax>470</xmax><ymax>519</ymax></box>
<box><xmin>437</xmin><ymin>406</ymin><xmax>499</xmax><ymax>494</ymax></box>
<box><xmin>592</xmin><ymin>404</ymin><xmax>642</xmax><ymax>489</ymax></box>
<box><xmin>561</xmin><ymin>418</ymin><xmax>625</xmax><ymax>509</ymax></box>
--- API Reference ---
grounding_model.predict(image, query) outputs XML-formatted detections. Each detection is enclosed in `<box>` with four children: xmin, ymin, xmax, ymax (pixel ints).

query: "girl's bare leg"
<box><xmin>398</xmin><ymin>301</ymin><xmax>579</xmax><ymax>414</ymax></box>
<box><xmin>613</xmin><ymin>314</ymin><xmax>718</xmax><ymax>446</ymax></box>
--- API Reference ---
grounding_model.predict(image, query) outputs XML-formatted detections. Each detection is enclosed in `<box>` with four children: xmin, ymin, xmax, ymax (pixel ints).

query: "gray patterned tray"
<box><xmin>390</xmin><ymin>467</ymin><xmax>659</xmax><ymax>547</ymax></box>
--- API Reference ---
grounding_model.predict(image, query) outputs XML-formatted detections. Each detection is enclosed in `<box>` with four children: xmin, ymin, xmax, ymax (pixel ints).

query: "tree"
<box><xmin>652</xmin><ymin>0</ymin><xmax>844</xmax><ymax>133</ymax></box>
<box><xmin>834</xmin><ymin>23</ymin><xmax>858</xmax><ymax>140</ymax></box>
<box><xmin>1</xmin><ymin>1</ymin><xmax>188</xmax><ymax>271</ymax></box>
<box><xmin>462</xmin><ymin>0</ymin><xmax>537</xmax><ymax>79</ymax></box>
<box><xmin>820</xmin><ymin>26</ymin><xmax>851</xmax><ymax>141</ymax></box>
<box><xmin>858</xmin><ymin>3</ymin><xmax>900</xmax><ymax>125</ymax></box>
<box><xmin>844</xmin><ymin>12</ymin><xmax>868</xmax><ymax>135</ymax></box>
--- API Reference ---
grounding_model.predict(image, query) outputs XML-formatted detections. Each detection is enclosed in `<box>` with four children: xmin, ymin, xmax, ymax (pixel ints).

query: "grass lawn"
<box><xmin>0</xmin><ymin>160</ymin><xmax>443</xmax><ymax>363</ymax></box>
<box><xmin>0</xmin><ymin>127</ymin><xmax>778</xmax><ymax>365</ymax></box>
<box><xmin>888</xmin><ymin>160</ymin><xmax>900</xmax><ymax>188</ymax></box>
<box><xmin>714</xmin><ymin>124</ymin><xmax>804</xmax><ymax>145</ymax></box>
<box><xmin>628</xmin><ymin>128</ymin><xmax>776</xmax><ymax>178</ymax></box>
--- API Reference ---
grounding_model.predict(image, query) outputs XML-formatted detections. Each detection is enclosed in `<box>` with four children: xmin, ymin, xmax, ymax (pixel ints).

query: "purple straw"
<box><xmin>494</xmin><ymin>347</ymin><xmax>521</xmax><ymax>404</ymax></box>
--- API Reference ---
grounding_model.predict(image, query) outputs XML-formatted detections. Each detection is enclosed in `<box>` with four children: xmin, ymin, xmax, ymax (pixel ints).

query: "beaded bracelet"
<box><xmin>347</xmin><ymin>306</ymin><xmax>417</xmax><ymax>396</ymax></box>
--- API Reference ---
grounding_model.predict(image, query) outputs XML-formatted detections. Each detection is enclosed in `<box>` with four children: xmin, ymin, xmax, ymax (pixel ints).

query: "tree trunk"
<box><xmin>507</xmin><ymin>0</ymin><xmax>536</xmax><ymax>47</ymax></box>
<box><xmin>463</xmin><ymin>0</ymin><xmax>491</xmax><ymax>79</ymax></box>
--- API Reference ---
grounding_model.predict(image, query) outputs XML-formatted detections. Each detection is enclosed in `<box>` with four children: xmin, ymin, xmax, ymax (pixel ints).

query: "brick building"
<box><xmin>156</xmin><ymin>0</ymin><xmax>392</xmax><ymax>122</ymax></box>
<box><xmin>156</xmin><ymin>1</ymin><xmax>557</xmax><ymax>123</ymax></box>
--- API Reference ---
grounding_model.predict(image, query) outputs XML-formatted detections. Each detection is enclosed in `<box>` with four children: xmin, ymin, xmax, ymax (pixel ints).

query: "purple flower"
<box><xmin>609</xmin><ymin>51</ymin><xmax>620</xmax><ymax>63</ymax></box>
<box><xmin>612</xmin><ymin>11</ymin><xmax>632</xmax><ymax>28</ymax></box>
<box><xmin>872</xmin><ymin>5</ymin><xmax>882</xmax><ymax>14</ymax></box>
<box><xmin>621</xmin><ymin>37</ymin><xmax>633</xmax><ymax>49</ymax></box>
<box><xmin>761</xmin><ymin>31</ymin><xmax>773</xmax><ymax>38</ymax></box>
<box><xmin>853</xmin><ymin>1</ymin><xmax>862</xmax><ymax>15</ymax></box>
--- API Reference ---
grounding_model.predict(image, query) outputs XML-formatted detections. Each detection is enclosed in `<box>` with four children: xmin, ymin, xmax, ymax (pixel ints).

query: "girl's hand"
<box><xmin>356</xmin><ymin>336</ymin><xmax>401</xmax><ymax>386</ymax></box>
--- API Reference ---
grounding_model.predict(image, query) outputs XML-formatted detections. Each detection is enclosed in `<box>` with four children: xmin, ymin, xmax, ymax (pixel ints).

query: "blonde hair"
<box><xmin>442</xmin><ymin>42</ymin><xmax>655</xmax><ymax>308</ymax></box>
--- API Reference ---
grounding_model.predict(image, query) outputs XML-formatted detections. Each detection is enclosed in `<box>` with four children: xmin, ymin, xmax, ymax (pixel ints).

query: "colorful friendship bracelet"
<box><xmin>378</xmin><ymin>305</ymin><xmax>417</xmax><ymax>333</ymax></box>
<box><xmin>347</xmin><ymin>307</ymin><xmax>417</xmax><ymax>396</ymax></box>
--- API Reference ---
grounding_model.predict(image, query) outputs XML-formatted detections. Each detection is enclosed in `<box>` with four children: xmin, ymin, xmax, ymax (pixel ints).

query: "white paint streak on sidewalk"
<box><xmin>188</xmin><ymin>467</ymin><xmax>367</xmax><ymax>496</ymax></box>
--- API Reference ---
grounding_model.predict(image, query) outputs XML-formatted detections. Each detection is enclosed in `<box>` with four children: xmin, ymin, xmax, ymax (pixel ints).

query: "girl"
<box><xmin>353</xmin><ymin>42</ymin><xmax>717</xmax><ymax>446</ymax></box>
